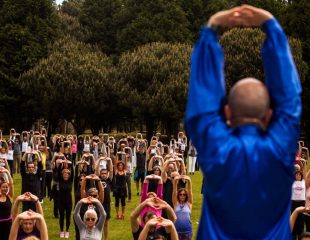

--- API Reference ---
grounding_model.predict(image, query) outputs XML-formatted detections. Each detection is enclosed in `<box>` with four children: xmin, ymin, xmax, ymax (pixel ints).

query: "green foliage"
<box><xmin>18</xmin><ymin>36</ymin><xmax>116</xmax><ymax>134</ymax></box>
<box><xmin>79</xmin><ymin>0</ymin><xmax>193</xmax><ymax>55</ymax></box>
<box><xmin>61</xmin><ymin>0</ymin><xmax>84</xmax><ymax>17</ymax></box>
<box><xmin>58</xmin><ymin>12</ymin><xmax>89</xmax><ymax>41</ymax></box>
<box><xmin>220</xmin><ymin>27</ymin><xmax>308</xmax><ymax>89</ymax></box>
<box><xmin>0</xmin><ymin>0</ymin><xmax>60</xmax><ymax>130</ymax></box>
<box><xmin>79</xmin><ymin>0</ymin><xmax>123</xmax><ymax>54</ymax></box>
<box><xmin>117</xmin><ymin>42</ymin><xmax>192</xmax><ymax>138</ymax></box>
<box><xmin>116</xmin><ymin>0</ymin><xmax>192</xmax><ymax>53</ymax></box>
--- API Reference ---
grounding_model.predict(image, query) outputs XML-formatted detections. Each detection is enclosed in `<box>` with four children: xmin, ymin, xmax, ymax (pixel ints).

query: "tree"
<box><xmin>61</xmin><ymin>0</ymin><xmax>84</xmax><ymax>17</ymax></box>
<box><xmin>116</xmin><ymin>0</ymin><xmax>192</xmax><ymax>53</ymax></box>
<box><xmin>79</xmin><ymin>0</ymin><xmax>123</xmax><ymax>55</ymax></box>
<box><xmin>117</xmin><ymin>42</ymin><xmax>192</xmax><ymax>140</ymax></box>
<box><xmin>0</xmin><ymin>0</ymin><xmax>60</xmax><ymax>131</ymax></box>
<box><xmin>18</xmin><ymin>36</ymin><xmax>117</xmax><ymax>135</ymax></box>
<box><xmin>220</xmin><ymin>28</ymin><xmax>308</xmax><ymax>89</ymax></box>
<box><xmin>283</xmin><ymin>0</ymin><xmax>310</xmax><ymax>139</ymax></box>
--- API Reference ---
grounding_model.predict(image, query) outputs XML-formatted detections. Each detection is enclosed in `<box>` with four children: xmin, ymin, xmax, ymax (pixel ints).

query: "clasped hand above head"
<box><xmin>208</xmin><ymin>5</ymin><xmax>273</xmax><ymax>28</ymax></box>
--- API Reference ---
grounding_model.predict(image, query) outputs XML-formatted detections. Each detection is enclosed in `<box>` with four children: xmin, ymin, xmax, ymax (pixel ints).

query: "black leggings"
<box><xmin>44</xmin><ymin>172</ymin><xmax>53</xmax><ymax>198</ymax></box>
<box><xmin>292</xmin><ymin>200</ymin><xmax>305</xmax><ymax>239</ymax></box>
<box><xmin>59</xmin><ymin>195</ymin><xmax>72</xmax><ymax>231</ymax></box>
<box><xmin>0</xmin><ymin>220</ymin><xmax>12</xmax><ymax>240</ymax></box>
<box><xmin>115</xmin><ymin>196</ymin><xmax>125</xmax><ymax>207</ymax></box>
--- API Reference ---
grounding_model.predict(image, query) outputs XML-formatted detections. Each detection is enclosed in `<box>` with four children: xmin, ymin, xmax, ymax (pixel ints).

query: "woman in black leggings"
<box><xmin>113</xmin><ymin>161</ymin><xmax>127</xmax><ymax>220</ymax></box>
<box><xmin>56</xmin><ymin>159</ymin><xmax>74</xmax><ymax>239</ymax></box>
<box><xmin>0</xmin><ymin>168</ymin><xmax>13</xmax><ymax>240</ymax></box>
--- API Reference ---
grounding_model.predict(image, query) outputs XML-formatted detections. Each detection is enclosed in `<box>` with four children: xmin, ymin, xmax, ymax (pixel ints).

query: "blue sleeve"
<box><xmin>262</xmin><ymin>18</ymin><xmax>302</xmax><ymax>160</ymax></box>
<box><xmin>185</xmin><ymin>26</ymin><xmax>227</xmax><ymax>156</ymax></box>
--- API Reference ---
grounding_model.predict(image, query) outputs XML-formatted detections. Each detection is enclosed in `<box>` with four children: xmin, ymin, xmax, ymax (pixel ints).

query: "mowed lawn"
<box><xmin>12</xmin><ymin>170</ymin><xmax>203</xmax><ymax>239</ymax></box>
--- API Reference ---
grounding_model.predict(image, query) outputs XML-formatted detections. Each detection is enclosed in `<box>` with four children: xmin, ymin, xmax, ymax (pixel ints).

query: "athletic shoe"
<box><xmin>65</xmin><ymin>232</ymin><xmax>69</xmax><ymax>239</ymax></box>
<box><xmin>60</xmin><ymin>232</ymin><xmax>65</xmax><ymax>238</ymax></box>
<box><xmin>121</xmin><ymin>214</ymin><xmax>125</xmax><ymax>220</ymax></box>
<box><xmin>116</xmin><ymin>214</ymin><xmax>120</xmax><ymax>220</ymax></box>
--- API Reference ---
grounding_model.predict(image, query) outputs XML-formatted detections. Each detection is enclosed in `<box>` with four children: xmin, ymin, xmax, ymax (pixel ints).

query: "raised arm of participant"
<box><xmin>31</xmin><ymin>211</ymin><xmax>48</xmax><ymax>240</ymax></box>
<box><xmin>80</xmin><ymin>177</ymin><xmax>87</xmax><ymax>198</ymax></box>
<box><xmin>12</xmin><ymin>194</ymin><xmax>23</xmax><ymax>219</ymax></box>
<box><xmin>107</xmin><ymin>158</ymin><xmax>113</xmax><ymax>180</ymax></box>
<box><xmin>93</xmin><ymin>198</ymin><xmax>106</xmax><ymax>229</ymax></box>
<box><xmin>96</xmin><ymin>176</ymin><xmax>105</xmax><ymax>203</ymax></box>
<box><xmin>3</xmin><ymin>168</ymin><xmax>13</xmax><ymax>198</ymax></box>
<box><xmin>290</xmin><ymin>206</ymin><xmax>310</xmax><ymax>231</ymax></box>
<box><xmin>130</xmin><ymin>199</ymin><xmax>151</xmax><ymax>233</ymax></box>
<box><xmin>160</xmin><ymin>218</ymin><xmax>178</xmax><ymax>239</ymax></box>
<box><xmin>244</xmin><ymin>5</ymin><xmax>302</xmax><ymax>156</ymax></box>
<box><xmin>183</xmin><ymin>175</ymin><xmax>193</xmax><ymax>208</ymax></box>
<box><xmin>157</xmin><ymin>198</ymin><xmax>177</xmax><ymax>223</ymax></box>
<box><xmin>138</xmin><ymin>218</ymin><xmax>159</xmax><ymax>240</ymax></box>
<box><xmin>29</xmin><ymin>193</ymin><xmax>44</xmax><ymax>215</ymax></box>
<box><xmin>172</xmin><ymin>176</ymin><xmax>179</xmax><ymax>209</ymax></box>
<box><xmin>178</xmin><ymin>159</ymin><xmax>186</xmax><ymax>175</ymax></box>
<box><xmin>73</xmin><ymin>199</ymin><xmax>86</xmax><ymax>230</ymax></box>
<box><xmin>148</xmin><ymin>156</ymin><xmax>155</xmax><ymax>171</ymax></box>
<box><xmin>186</xmin><ymin>9</ymin><xmax>243</xmax><ymax>147</ymax></box>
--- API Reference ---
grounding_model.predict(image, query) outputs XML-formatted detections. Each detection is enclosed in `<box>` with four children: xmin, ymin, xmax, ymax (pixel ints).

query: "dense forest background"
<box><xmin>0</xmin><ymin>0</ymin><xmax>309</xmax><ymax>141</ymax></box>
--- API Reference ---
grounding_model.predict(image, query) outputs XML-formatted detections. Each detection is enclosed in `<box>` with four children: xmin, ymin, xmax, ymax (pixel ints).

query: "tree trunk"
<box><xmin>145</xmin><ymin>115</ymin><xmax>155</xmax><ymax>142</ymax></box>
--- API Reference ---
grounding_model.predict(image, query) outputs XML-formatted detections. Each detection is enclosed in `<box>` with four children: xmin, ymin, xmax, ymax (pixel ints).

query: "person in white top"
<box><xmin>292</xmin><ymin>160</ymin><xmax>307</xmax><ymax>239</ymax></box>
<box><xmin>188</xmin><ymin>141</ymin><xmax>197</xmax><ymax>175</ymax></box>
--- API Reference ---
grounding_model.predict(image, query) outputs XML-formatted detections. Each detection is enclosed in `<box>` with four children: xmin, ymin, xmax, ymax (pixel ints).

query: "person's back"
<box><xmin>186</xmin><ymin>5</ymin><xmax>301</xmax><ymax>239</ymax></box>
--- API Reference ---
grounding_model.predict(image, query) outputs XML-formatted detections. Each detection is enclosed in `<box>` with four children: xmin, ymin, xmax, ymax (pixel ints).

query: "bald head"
<box><xmin>226</xmin><ymin>78</ymin><xmax>271</xmax><ymax>127</ymax></box>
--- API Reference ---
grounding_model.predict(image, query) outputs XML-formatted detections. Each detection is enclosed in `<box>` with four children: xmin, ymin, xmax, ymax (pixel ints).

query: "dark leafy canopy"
<box><xmin>116</xmin><ymin>0</ymin><xmax>193</xmax><ymax>53</ymax></box>
<box><xmin>18</xmin><ymin>36</ymin><xmax>116</xmax><ymax>135</ymax></box>
<box><xmin>220</xmin><ymin>28</ymin><xmax>308</xmax><ymax>89</ymax></box>
<box><xmin>283</xmin><ymin>0</ymin><xmax>310</xmax><ymax>138</ymax></box>
<box><xmin>0</xmin><ymin>0</ymin><xmax>60</xmax><ymax>130</ymax></box>
<box><xmin>61</xmin><ymin>0</ymin><xmax>84</xmax><ymax>17</ymax></box>
<box><xmin>117</xmin><ymin>42</ymin><xmax>192</xmax><ymax>139</ymax></box>
<box><xmin>79</xmin><ymin>0</ymin><xmax>124</xmax><ymax>55</ymax></box>
<box><xmin>79</xmin><ymin>0</ymin><xmax>193</xmax><ymax>55</ymax></box>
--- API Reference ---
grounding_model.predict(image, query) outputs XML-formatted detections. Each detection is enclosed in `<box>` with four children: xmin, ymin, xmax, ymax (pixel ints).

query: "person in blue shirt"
<box><xmin>186</xmin><ymin>5</ymin><xmax>302</xmax><ymax>240</ymax></box>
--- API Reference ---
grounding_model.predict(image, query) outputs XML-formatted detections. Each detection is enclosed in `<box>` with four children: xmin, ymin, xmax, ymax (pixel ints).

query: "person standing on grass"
<box><xmin>186</xmin><ymin>5</ymin><xmax>301</xmax><ymax>239</ymax></box>
<box><xmin>74</xmin><ymin>197</ymin><xmax>106</xmax><ymax>240</ymax></box>
<box><xmin>0</xmin><ymin>168</ymin><xmax>14</xmax><ymax>240</ymax></box>
<box><xmin>20</xmin><ymin>153</ymin><xmax>42</xmax><ymax>212</ymax></box>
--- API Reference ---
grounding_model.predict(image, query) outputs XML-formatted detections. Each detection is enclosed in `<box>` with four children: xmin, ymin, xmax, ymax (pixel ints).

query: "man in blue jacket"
<box><xmin>186</xmin><ymin>5</ymin><xmax>302</xmax><ymax>239</ymax></box>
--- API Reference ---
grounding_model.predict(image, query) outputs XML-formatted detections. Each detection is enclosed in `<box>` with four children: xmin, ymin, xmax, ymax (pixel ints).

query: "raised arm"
<box><xmin>290</xmin><ymin>206</ymin><xmax>309</xmax><ymax>231</ymax></box>
<box><xmin>80</xmin><ymin>177</ymin><xmax>87</xmax><ymax>198</ymax></box>
<box><xmin>172</xmin><ymin>177</ymin><xmax>179</xmax><ymax>209</ymax></box>
<box><xmin>3</xmin><ymin>168</ymin><xmax>13</xmax><ymax>198</ymax></box>
<box><xmin>73</xmin><ymin>200</ymin><xmax>85</xmax><ymax>230</ymax></box>
<box><xmin>184</xmin><ymin>175</ymin><xmax>193</xmax><ymax>208</ymax></box>
<box><xmin>185</xmin><ymin>8</ymin><xmax>231</xmax><ymax>149</ymax></box>
<box><xmin>93</xmin><ymin>198</ymin><xmax>106</xmax><ymax>229</ymax></box>
<box><xmin>96</xmin><ymin>177</ymin><xmax>105</xmax><ymax>203</ymax></box>
<box><xmin>33</xmin><ymin>212</ymin><xmax>48</xmax><ymax>240</ymax></box>
<box><xmin>148</xmin><ymin>156</ymin><xmax>155</xmax><ymax>171</ymax></box>
<box><xmin>247</xmin><ymin>5</ymin><xmax>302</xmax><ymax>158</ymax></box>
<box><xmin>130</xmin><ymin>200</ymin><xmax>149</xmax><ymax>233</ymax></box>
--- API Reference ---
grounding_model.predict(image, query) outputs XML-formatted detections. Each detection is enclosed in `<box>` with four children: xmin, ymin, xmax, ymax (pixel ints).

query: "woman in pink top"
<box><xmin>71</xmin><ymin>136</ymin><xmax>77</xmax><ymax>166</ymax></box>
<box><xmin>140</xmin><ymin>174</ymin><xmax>163</xmax><ymax>226</ymax></box>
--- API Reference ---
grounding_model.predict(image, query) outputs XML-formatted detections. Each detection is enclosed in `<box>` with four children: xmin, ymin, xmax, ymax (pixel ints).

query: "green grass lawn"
<box><xmin>12</xmin><ymin>171</ymin><xmax>203</xmax><ymax>239</ymax></box>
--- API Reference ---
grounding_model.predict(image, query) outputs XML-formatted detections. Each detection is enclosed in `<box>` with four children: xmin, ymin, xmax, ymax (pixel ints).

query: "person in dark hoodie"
<box><xmin>20</xmin><ymin>152</ymin><xmax>42</xmax><ymax>212</ymax></box>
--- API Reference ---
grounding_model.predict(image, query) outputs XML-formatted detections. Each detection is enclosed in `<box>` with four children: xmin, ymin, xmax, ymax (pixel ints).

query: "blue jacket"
<box><xmin>186</xmin><ymin>18</ymin><xmax>302</xmax><ymax>239</ymax></box>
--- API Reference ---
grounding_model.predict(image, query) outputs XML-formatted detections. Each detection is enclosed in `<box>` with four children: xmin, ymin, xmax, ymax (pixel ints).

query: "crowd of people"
<box><xmin>0</xmin><ymin>128</ymin><xmax>198</xmax><ymax>240</ymax></box>
<box><xmin>1</xmin><ymin>127</ymin><xmax>309</xmax><ymax>239</ymax></box>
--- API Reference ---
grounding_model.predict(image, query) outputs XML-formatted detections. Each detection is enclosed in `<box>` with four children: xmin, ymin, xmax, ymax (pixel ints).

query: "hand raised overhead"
<box><xmin>208</xmin><ymin>5</ymin><xmax>273</xmax><ymax>28</ymax></box>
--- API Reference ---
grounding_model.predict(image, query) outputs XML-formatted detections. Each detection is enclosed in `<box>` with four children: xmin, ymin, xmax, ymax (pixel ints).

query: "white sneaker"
<box><xmin>60</xmin><ymin>232</ymin><xmax>65</xmax><ymax>238</ymax></box>
<box><xmin>65</xmin><ymin>232</ymin><xmax>69</xmax><ymax>239</ymax></box>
